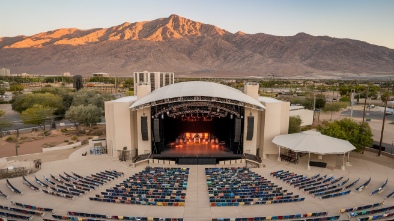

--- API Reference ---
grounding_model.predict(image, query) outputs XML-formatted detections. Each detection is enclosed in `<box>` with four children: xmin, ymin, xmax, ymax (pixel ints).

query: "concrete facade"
<box><xmin>105</xmin><ymin>81</ymin><xmax>290</xmax><ymax>159</ymax></box>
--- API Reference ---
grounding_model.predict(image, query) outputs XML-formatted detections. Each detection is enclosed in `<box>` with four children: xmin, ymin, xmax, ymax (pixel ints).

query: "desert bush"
<box><xmin>81</xmin><ymin>139</ymin><xmax>89</xmax><ymax>145</ymax></box>
<box><xmin>64</xmin><ymin>139</ymin><xmax>69</xmax><ymax>142</ymax></box>
<box><xmin>71</xmin><ymin>136</ymin><xmax>78</xmax><ymax>141</ymax></box>
<box><xmin>6</xmin><ymin>136</ymin><xmax>16</xmax><ymax>142</ymax></box>
<box><xmin>68</xmin><ymin>141</ymin><xmax>74</xmax><ymax>145</ymax></box>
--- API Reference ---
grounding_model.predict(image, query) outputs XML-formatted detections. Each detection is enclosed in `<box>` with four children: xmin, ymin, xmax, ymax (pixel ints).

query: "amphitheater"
<box><xmin>0</xmin><ymin>144</ymin><xmax>393</xmax><ymax>221</ymax></box>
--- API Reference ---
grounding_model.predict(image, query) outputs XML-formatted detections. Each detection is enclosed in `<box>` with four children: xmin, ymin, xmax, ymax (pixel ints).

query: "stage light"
<box><xmin>161</xmin><ymin>114</ymin><xmax>164</xmax><ymax>119</ymax></box>
<box><xmin>230</xmin><ymin>114</ymin><xmax>233</xmax><ymax>119</ymax></box>
<box><xmin>166</xmin><ymin>111</ymin><xmax>170</xmax><ymax>115</ymax></box>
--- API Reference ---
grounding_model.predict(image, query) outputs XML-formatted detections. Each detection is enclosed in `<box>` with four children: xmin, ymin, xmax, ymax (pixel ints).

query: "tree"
<box><xmin>71</xmin><ymin>89</ymin><xmax>114</xmax><ymax>110</ymax></box>
<box><xmin>65</xmin><ymin>105</ymin><xmax>103</xmax><ymax>129</ymax></box>
<box><xmin>288</xmin><ymin>116</ymin><xmax>302</xmax><ymax>134</ymax></box>
<box><xmin>320</xmin><ymin>118</ymin><xmax>373</xmax><ymax>152</ymax></box>
<box><xmin>12</xmin><ymin>93</ymin><xmax>64</xmax><ymax>114</ymax></box>
<box><xmin>378</xmin><ymin>92</ymin><xmax>391</xmax><ymax>156</ymax></box>
<box><xmin>322</xmin><ymin>102</ymin><xmax>348</xmax><ymax>121</ymax></box>
<box><xmin>0</xmin><ymin>110</ymin><xmax>11</xmax><ymax>133</ymax></box>
<box><xmin>20</xmin><ymin>104</ymin><xmax>55</xmax><ymax>130</ymax></box>
<box><xmin>9</xmin><ymin>84</ymin><xmax>24</xmax><ymax>93</ymax></box>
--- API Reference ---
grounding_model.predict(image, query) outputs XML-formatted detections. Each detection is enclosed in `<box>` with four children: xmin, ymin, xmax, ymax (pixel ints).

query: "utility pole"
<box><xmin>350</xmin><ymin>89</ymin><xmax>355</xmax><ymax>118</ymax></box>
<box><xmin>313</xmin><ymin>93</ymin><xmax>316</xmax><ymax>125</ymax></box>
<box><xmin>362</xmin><ymin>86</ymin><xmax>369</xmax><ymax>122</ymax></box>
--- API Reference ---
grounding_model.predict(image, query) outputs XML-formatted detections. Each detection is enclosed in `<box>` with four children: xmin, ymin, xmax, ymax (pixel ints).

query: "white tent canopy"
<box><xmin>272</xmin><ymin>130</ymin><xmax>356</xmax><ymax>170</ymax></box>
<box><xmin>272</xmin><ymin>130</ymin><xmax>355</xmax><ymax>155</ymax></box>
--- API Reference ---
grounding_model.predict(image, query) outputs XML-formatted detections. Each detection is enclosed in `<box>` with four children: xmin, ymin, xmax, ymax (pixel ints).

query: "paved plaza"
<box><xmin>0</xmin><ymin>144</ymin><xmax>393</xmax><ymax>221</ymax></box>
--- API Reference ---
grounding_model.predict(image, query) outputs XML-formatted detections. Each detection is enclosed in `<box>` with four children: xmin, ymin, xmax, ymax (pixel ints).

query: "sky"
<box><xmin>1</xmin><ymin>0</ymin><xmax>394</xmax><ymax>49</ymax></box>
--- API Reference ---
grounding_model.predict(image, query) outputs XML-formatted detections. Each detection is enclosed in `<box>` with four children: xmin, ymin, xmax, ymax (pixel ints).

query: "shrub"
<box><xmin>81</xmin><ymin>140</ymin><xmax>89</xmax><ymax>145</ymax></box>
<box><xmin>71</xmin><ymin>136</ymin><xmax>78</xmax><ymax>141</ymax></box>
<box><xmin>6</xmin><ymin>136</ymin><xmax>16</xmax><ymax>142</ymax></box>
<box><xmin>64</xmin><ymin>140</ymin><xmax>69</xmax><ymax>142</ymax></box>
<box><xmin>61</xmin><ymin>128</ymin><xmax>67</xmax><ymax>132</ymax></box>
<box><xmin>68</xmin><ymin>141</ymin><xmax>74</xmax><ymax>145</ymax></box>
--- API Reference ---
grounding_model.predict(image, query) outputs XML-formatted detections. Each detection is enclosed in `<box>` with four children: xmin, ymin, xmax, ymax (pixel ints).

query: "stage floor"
<box><xmin>154</xmin><ymin>142</ymin><xmax>242</xmax><ymax>158</ymax></box>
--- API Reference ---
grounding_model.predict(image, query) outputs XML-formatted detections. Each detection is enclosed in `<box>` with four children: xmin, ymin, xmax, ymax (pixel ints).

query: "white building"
<box><xmin>133</xmin><ymin>71</ymin><xmax>174</xmax><ymax>95</ymax></box>
<box><xmin>0</xmin><ymin>68</ymin><xmax>10</xmax><ymax>76</ymax></box>
<box><xmin>105</xmin><ymin>79</ymin><xmax>290</xmax><ymax>162</ymax></box>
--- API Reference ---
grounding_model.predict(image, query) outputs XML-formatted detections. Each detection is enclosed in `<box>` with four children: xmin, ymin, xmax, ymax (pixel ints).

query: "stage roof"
<box><xmin>130</xmin><ymin>81</ymin><xmax>266</xmax><ymax>110</ymax></box>
<box><xmin>272</xmin><ymin>130</ymin><xmax>356</xmax><ymax>155</ymax></box>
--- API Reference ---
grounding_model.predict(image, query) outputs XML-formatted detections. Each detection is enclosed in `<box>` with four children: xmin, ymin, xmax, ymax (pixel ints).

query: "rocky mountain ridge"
<box><xmin>1</xmin><ymin>14</ymin><xmax>393</xmax><ymax>77</ymax></box>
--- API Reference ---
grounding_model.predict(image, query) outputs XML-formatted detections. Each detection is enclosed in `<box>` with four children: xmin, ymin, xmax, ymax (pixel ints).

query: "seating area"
<box><xmin>371</xmin><ymin>179</ymin><xmax>388</xmax><ymax>196</ymax></box>
<box><xmin>212</xmin><ymin>212</ymin><xmax>341</xmax><ymax>221</ymax></box>
<box><xmin>206</xmin><ymin>168</ymin><xmax>304</xmax><ymax>206</ymax></box>
<box><xmin>33</xmin><ymin>170</ymin><xmax>123</xmax><ymax>199</ymax></box>
<box><xmin>0</xmin><ymin>205</ymin><xmax>44</xmax><ymax>217</ymax></box>
<box><xmin>67</xmin><ymin>211</ymin><xmax>184</xmax><ymax>220</ymax></box>
<box><xmin>11</xmin><ymin>201</ymin><xmax>54</xmax><ymax>213</ymax></box>
<box><xmin>6</xmin><ymin>179</ymin><xmax>22</xmax><ymax>195</ymax></box>
<box><xmin>90</xmin><ymin>167</ymin><xmax>189</xmax><ymax>206</ymax></box>
<box><xmin>272</xmin><ymin>170</ymin><xmax>360</xmax><ymax>200</ymax></box>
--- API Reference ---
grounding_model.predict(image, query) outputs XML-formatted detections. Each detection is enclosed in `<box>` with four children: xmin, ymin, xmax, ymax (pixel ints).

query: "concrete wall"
<box><xmin>259</xmin><ymin>101</ymin><xmax>290</xmax><ymax>159</ymax></box>
<box><xmin>289</xmin><ymin>108</ymin><xmax>314</xmax><ymax>126</ymax></box>
<box><xmin>105</xmin><ymin>100</ymin><xmax>134</xmax><ymax>157</ymax></box>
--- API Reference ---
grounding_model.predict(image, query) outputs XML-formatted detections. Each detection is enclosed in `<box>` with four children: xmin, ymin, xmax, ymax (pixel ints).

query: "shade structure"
<box><xmin>130</xmin><ymin>81</ymin><xmax>266</xmax><ymax>110</ymax></box>
<box><xmin>272</xmin><ymin>130</ymin><xmax>356</xmax><ymax>155</ymax></box>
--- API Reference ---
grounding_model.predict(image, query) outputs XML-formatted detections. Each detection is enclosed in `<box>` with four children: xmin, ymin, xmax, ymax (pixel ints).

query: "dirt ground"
<box><xmin>0</xmin><ymin>127</ymin><xmax>101</xmax><ymax>158</ymax></box>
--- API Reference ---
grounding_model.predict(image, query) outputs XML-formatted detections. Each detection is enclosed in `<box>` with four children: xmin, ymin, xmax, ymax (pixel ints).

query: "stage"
<box><xmin>152</xmin><ymin>142</ymin><xmax>243</xmax><ymax>164</ymax></box>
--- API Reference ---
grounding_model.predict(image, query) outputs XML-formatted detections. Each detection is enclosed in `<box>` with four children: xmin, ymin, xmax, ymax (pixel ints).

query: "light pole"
<box><xmin>362</xmin><ymin>86</ymin><xmax>369</xmax><ymax>122</ymax></box>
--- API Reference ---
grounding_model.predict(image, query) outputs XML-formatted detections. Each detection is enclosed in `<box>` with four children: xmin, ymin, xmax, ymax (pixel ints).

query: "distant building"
<box><xmin>133</xmin><ymin>71</ymin><xmax>174</xmax><ymax>94</ymax></box>
<box><xmin>0</xmin><ymin>68</ymin><xmax>10</xmax><ymax>76</ymax></box>
<box><xmin>85</xmin><ymin>82</ymin><xmax>117</xmax><ymax>93</ymax></box>
<box><xmin>63</xmin><ymin>72</ymin><xmax>72</xmax><ymax>76</ymax></box>
<box><xmin>92</xmin><ymin>73</ymin><xmax>109</xmax><ymax>77</ymax></box>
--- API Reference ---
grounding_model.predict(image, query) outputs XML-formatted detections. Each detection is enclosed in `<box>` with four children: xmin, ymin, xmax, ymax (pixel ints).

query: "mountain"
<box><xmin>1</xmin><ymin>14</ymin><xmax>394</xmax><ymax>78</ymax></box>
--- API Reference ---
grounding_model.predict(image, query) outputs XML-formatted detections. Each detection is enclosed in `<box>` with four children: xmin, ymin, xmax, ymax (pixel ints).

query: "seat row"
<box><xmin>370</xmin><ymin>179</ymin><xmax>388</xmax><ymax>196</ymax></box>
<box><xmin>43</xmin><ymin>189</ymin><xmax>74</xmax><ymax>199</ymax></box>
<box><xmin>320</xmin><ymin>190</ymin><xmax>351</xmax><ymax>199</ymax></box>
<box><xmin>338</xmin><ymin>201</ymin><xmax>383</xmax><ymax>213</ymax></box>
<box><xmin>96</xmin><ymin>194</ymin><xmax>186</xmax><ymax>202</ymax></box>
<box><xmin>210</xmin><ymin>197</ymin><xmax>305</xmax><ymax>206</ymax></box>
<box><xmin>349</xmin><ymin>205</ymin><xmax>394</xmax><ymax>218</ymax></box>
<box><xmin>52</xmin><ymin>214</ymin><xmax>183</xmax><ymax>221</ymax></box>
<box><xmin>309</xmin><ymin>178</ymin><xmax>349</xmax><ymax>195</ymax></box>
<box><xmin>357</xmin><ymin>212</ymin><xmax>394</xmax><ymax>221</ymax></box>
<box><xmin>212</xmin><ymin>212</ymin><xmax>342</xmax><ymax>221</ymax></box>
<box><xmin>0</xmin><ymin>205</ymin><xmax>44</xmax><ymax>216</ymax></box>
<box><xmin>6</xmin><ymin>179</ymin><xmax>22</xmax><ymax>195</ymax></box>
<box><xmin>0</xmin><ymin>211</ymin><xmax>32</xmax><ymax>220</ymax></box>
<box><xmin>23</xmin><ymin>176</ymin><xmax>40</xmax><ymax>191</ymax></box>
<box><xmin>355</xmin><ymin>178</ymin><xmax>371</xmax><ymax>192</ymax></box>
<box><xmin>89</xmin><ymin>197</ymin><xmax>185</xmax><ymax>206</ymax></box>
<box><xmin>11</xmin><ymin>201</ymin><xmax>54</xmax><ymax>213</ymax></box>
<box><xmin>0</xmin><ymin>190</ymin><xmax>8</xmax><ymax>199</ymax></box>
<box><xmin>209</xmin><ymin>195</ymin><xmax>300</xmax><ymax>203</ymax></box>
<box><xmin>67</xmin><ymin>211</ymin><xmax>184</xmax><ymax>220</ymax></box>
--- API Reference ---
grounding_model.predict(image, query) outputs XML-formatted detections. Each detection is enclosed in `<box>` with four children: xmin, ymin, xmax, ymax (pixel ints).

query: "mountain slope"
<box><xmin>1</xmin><ymin>14</ymin><xmax>393</xmax><ymax>77</ymax></box>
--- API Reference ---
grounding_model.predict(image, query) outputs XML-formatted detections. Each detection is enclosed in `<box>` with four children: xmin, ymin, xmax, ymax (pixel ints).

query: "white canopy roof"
<box><xmin>130</xmin><ymin>81</ymin><xmax>266</xmax><ymax>110</ymax></box>
<box><xmin>272</xmin><ymin>130</ymin><xmax>355</xmax><ymax>155</ymax></box>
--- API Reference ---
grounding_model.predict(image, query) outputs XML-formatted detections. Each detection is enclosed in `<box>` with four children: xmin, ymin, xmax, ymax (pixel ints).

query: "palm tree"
<box><xmin>378</xmin><ymin>92</ymin><xmax>391</xmax><ymax>156</ymax></box>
